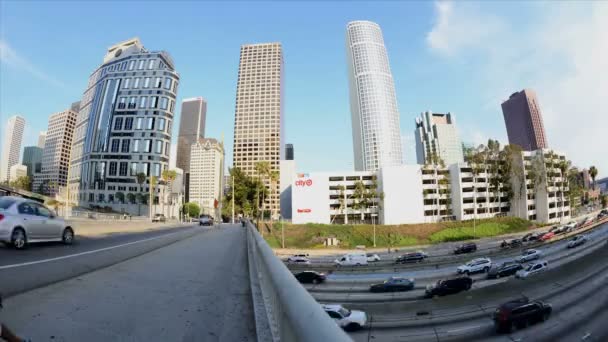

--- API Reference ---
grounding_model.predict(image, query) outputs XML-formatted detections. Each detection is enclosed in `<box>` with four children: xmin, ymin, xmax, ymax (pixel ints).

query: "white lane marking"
<box><xmin>0</xmin><ymin>229</ymin><xmax>191</xmax><ymax>270</ymax></box>
<box><xmin>446</xmin><ymin>325</ymin><xmax>482</xmax><ymax>333</ymax></box>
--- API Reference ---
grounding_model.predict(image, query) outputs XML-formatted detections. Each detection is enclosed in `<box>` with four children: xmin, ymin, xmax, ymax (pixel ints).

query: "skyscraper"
<box><xmin>38</xmin><ymin>131</ymin><xmax>47</xmax><ymax>149</ymax></box>
<box><xmin>346</xmin><ymin>20</ymin><xmax>403</xmax><ymax>171</ymax></box>
<box><xmin>22</xmin><ymin>146</ymin><xmax>43</xmax><ymax>178</ymax></box>
<box><xmin>285</xmin><ymin>143</ymin><xmax>294</xmax><ymax>161</ymax></box>
<box><xmin>33</xmin><ymin>109</ymin><xmax>77</xmax><ymax>196</ymax></box>
<box><xmin>501</xmin><ymin>89</ymin><xmax>548</xmax><ymax>151</ymax></box>
<box><xmin>233</xmin><ymin>42</ymin><xmax>284</xmax><ymax>218</ymax></box>
<box><xmin>1</xmin><ymin>115</ymin><xmax>26</xmax><ymax>183</ymax></box>
<box><xmin>189</xmin><ymin>138</ymin><xmax>224</xmax><ymax>219</ymax></box>
<box><xmin>176</xmin><ymin>97</ymin><xmax>206</xmax><ymax>202</ymax></box>
<box><xmin>69</xmin><ymin>38</ymin><xmax>179</xmax><ymax>213</ymax></box>
<box><xmin>415</xmin><ymin>111</ymin><xmax>464</xmax><ymax>166</ymax></box>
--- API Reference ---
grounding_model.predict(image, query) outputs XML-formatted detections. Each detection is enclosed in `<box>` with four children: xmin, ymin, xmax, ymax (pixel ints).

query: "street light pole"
<box><xmin>232</xmin><ymin>172</ymin><xmax>235</xmax><ymax>224</ymax></box>
<box><xmin>281</xmin><ymin>215</ymin><xmax>285</xmax><ymax>249</ymax></box>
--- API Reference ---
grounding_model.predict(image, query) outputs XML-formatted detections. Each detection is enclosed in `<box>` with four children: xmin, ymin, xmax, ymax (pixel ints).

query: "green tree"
<box><xmin>269</xmin><ymin>170</ymin><xmax>279</xmax><ymax>221</ymax></box>
<box><xmin>221</xmin><ymin>167</ymin><xmax>267</xmax><ymax>219</ymax></box>
<box><xmin>115</xmin><ymin>192</ymin><xmax>125</xmax><ymax>204</ymax></box>
<box><xmin>161</xmin><ymin>169</ymin><xmax>177</xmax><ymax>216</ymax></box>
<box><xmin>254</xmin><ymin>161</ymin><xmax>271</xmax><ymax>220</ymax></box>
<box><xmin>126</xmin><ymin>193</ymin><xmax>136</xmax><ymax>204</ymax></box>
<box><xmin>558</xmin><ymin>160</ymin><xmax>572</xmax><ymax>218</ymax></box>
<box><xmin>183</xmin><ymin>202</ymin><xmax>201</xmax><ymax>218</ymax></box>
<box><xmin>352</xmin><ymin>180</ymin><xmax>367</xmax><ymax>223</ymax></box>
<box><xmin>135</xmin><ymin>172</ymin><xmax>147</xmax><ymax>216</ymax></box>
<box><xmin>601</xmin><ymin>195</ymin><xmax>608</xmax><ymax>208</ymax></box>
<box><xmin>10</xmin><ymin>176</ymin><xmax>31</xmax><ymax>191</ymax></box>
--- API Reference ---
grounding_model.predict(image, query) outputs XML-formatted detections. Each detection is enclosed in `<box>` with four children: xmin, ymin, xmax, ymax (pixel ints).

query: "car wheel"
<box><xmin>483</xmin><ymin>267</ymin><xmax>490</xmax><ymax>273</ymax></box>
<box><xmin>11</xmin><ymin>228</ymin><xmax>27</xmax><ymax>250</ymax></box>
<box><xmin>464</xmin><ymin>270</ymin><xmax>470</xmax><ymax>276</ymax></box>
<box><xmin>496</xmin><ymin>273</ymin><xmax>501</xmax><ymax>279</ymax></box>
<box><xmin>62</xmin><ymin>228</ymin><xmax>75</xmax><ymax>245</ymax></box>
<box><xmin>346</xmin><ymin>323</ymin><xmax>361</xmax><ymax>331</ymax></box>
<box><xmin>312</xmin><ymin>278</ymin><xmax>320</xmax><ymax>284</ymax></box>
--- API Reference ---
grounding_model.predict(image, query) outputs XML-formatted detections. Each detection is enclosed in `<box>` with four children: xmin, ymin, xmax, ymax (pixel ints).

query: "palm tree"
<box><xmin>254</xmin><ymin>161</ymin><xmax>270</xmax><ymax>220</ymax></box>
<box><xmin>161</xmin><ymin>169</ymin><xmax>177</xmax><ymax>218</ymax></box>
<box><xmin>269</xmin><ymin>170</ymin><xmax>279</xmax><ymax>221</ymax></box>
<box><xmin>136</xmin><ymin>172</ymin><xmax>147</xmax><ymax>216</ymax></box>
<box><xmin>149</xmin><ymin>176</ymin><xmax>157</xmax><ymax>220</ymax></box>
<box><xmin>589</xmin><ymin>165</ymin><xmax>598</xmax><ymax>191</ymax></box>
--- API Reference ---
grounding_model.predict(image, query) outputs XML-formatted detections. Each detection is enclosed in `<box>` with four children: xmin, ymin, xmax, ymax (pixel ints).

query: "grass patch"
<box><xmin>262</xmin><ymin>217</ymin><xmax>534</xmax><ymax>249</ymax></box>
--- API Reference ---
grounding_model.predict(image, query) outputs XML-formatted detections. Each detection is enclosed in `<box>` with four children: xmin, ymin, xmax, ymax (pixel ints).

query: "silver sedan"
<box><xmin>0</xmin><ymin>196</ymin><xmax>75</xmax><ymax>250</ymax></box>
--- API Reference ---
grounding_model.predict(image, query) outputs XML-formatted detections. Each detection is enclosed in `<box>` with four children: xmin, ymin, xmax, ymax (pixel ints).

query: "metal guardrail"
<box><xmin>245</xmin><ymin>221</ymin><xmax>352</xmax><ymax>342</ymax></box>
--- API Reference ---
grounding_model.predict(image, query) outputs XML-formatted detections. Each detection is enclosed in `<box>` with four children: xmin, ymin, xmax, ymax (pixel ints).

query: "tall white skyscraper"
<box><xmin>415</xmin><ymin>111</ymin><xmax>464</xmax><ymax>166</ymax></box>
<box><xmin>1</xmin><ymin>115</ymin><xmax>26</xmax><ymax>183</ymax></box>
<box><xmin>189</xmin><ymin>138</ymin><xmax>224</xmax><ymax>219</ymax></box>
<box><xmin>38</xmin><ymin>131</ymin><xmax>47</xmax><ymax>149</ymax></box>
<box><xmin>346</xmin><ymin>20</ymin><xmax>403</xmax><ymax>171</ymax></box>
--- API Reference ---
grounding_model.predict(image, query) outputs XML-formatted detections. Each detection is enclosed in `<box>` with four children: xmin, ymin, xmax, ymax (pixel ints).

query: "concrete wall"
<box><xmin>378</xmin><ymin>165</ymin><xmax>425</xmax><ymax>224</ymax></box>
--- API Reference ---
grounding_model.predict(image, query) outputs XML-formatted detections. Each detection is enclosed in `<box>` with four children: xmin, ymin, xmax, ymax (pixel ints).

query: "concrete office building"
<box><xmin>189</xmin><ymin>138</ymin><xmax>224</xmax><ymax>219</ymax></box>
<box><xmin>22</xmin><ymin>146</ymin><xmax>43</xmax><ymax>178</ymax></box>
<box><xmin>33</xmin><ymin>109</ymin><xmax>77</xmax><ymax>196</ymax></box>
<box><xmin>1</xmin><ymin>115</ymin><xmax>26</xmax><ymax>183</ymax></box>
<box><xmin>415</xmin><ymin>111</ymin><xmax>464</xmax><ymax>166</ymax></box>
<box><xmin>501</xmin><ymin>89</ymin><xmax>548</xmax><ymax>151</ymax></box>
<box><xmin>233</xmin><ymin>42</ymin><xmax>284</xmax><ymax>218</ymax></box>
<box><xmin>176</xmin><ymin>97</ymin><xmax>206</xmax><ymax>202</ymax></box>
<box><xmin>68</xmin><ymin>37</ymin><xmax>179</xmax><ymax>215</ymax></box>
<box><xmin>285</xmin><ymin>143</ymin><xmax>294</xmax><ymax>161</ymax></box>
<box><xmin>9</xmin><ymin>164</ymin><xmax>27</xmax><ymax>181</ymax></box>
<box><xmin>38</xmin><ymin>131</ymin><xmax>47</xmax><ymax>149</ymax></box>
<box><xmin>346</xmin><ymin>21</ymin><xmax>403</xmax><ymax>171</ymax></box>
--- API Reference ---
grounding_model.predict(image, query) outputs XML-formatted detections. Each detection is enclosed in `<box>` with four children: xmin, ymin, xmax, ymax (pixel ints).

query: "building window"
<box><xmin>146</xmin><ymin>117</ymin><xmax>155</xmax><ymax>130</ymax></box>
<box><xmin>111</xmin><ymin>139</ymin><xmax>120</xmax><ymax>152</ymax></box>
<box><xmin>164</xmin><ymin>78</ymin><xmax>172</xmax><ymax>90</ymax></box>
<box><xmin>155</xmin><ymin>140</ymin><xmax>162</xmax><ymax>154</ymax></box>
<box><xmin>138</xmin><ymin>60</ymin><xmax>145</xmax><ymax>70</ymax></box>
<box><xmin>121</xmin><ymin>139</ymin><xmax>130</xmax><ymax>153</ymax></box>
<box><xmin>143</xmin><ymin>162</ymin><xmax>150</xmax><ymax>176</ymax></box>
<box><xmin>167</xmin><ymin>120</ymin><xmax>172</xmax><ymax>132</ymax></box>
<box><xmin>128</xmin><ymin>60</ymin><xmax>135</xmax><ymax>70</ymax></box>
<box><xmin>130</xmin><ymin>163</ymin><xmax>138</xmax><ymax>176</ymax></box>
<box><xmin>144</xmin><ymin>139</ymin><xmax>152</xmax><ymax>153</ymax></box>
<box><xmin>124</xmin><ymin>117</ymin><xmax>133</xmax><ymax>130</ymax></box>
<box><xmin>144</xmin><ymin>77</ymin><xmax>150</xmax><ymax>88</ymax></box>
<box><xmin>148</xmin><ymin>59</ymin><xmax>154</xmax><ymax>70</ymax></box>
<box><xmin>139</xmin><ymin>97</ymin><xmax>147</xmax><ymax>108</ymax></box>
<box><xmin>150</xmin><ymin>97</ymin><xmax>158</xmax><ymax>108</ymax></box>
<box><xmin>165</xmin><ymin>142</ymin><xmax>170</xmax><ymax>156</ymax></box>
<box><xmin>169</xmin><ymin>100</ymin><xmax>175</xmax><ymax>113</ymax></box>
<box><xmin>128</xmin><ymin>97</ymin><xmax>137</xmax><ymax>109</ymax></box>
<box><xmin>133</xmin><ymin>139</ymin><xmax>140</xmax><ymax>152</ymax></box>
<box><xmin>154</xmin><ymin>77</ymin><xmax>162</xmax><ymax>88</ymax></box>
<box><xmin>159</xmin><ymin>97</ymin><xmax>168</xmax><ymax>110</ymax></box>
<box><xmin>136</xmin><ymin>117</ymin><xmax>143</xmax><ymax>130</ymax></box>
<box><xmin>118</xmin><ymin>97</ymin><xmax>126</xmax><ymax>109</ymax></box>
<box><xmin>119</xmin><ymin>162</ymin><xmax>128</xmax><ymax>176</ymax></box>
<box><xmin>114</xmin><ymin>117</ymin><xmax>123</xmax><ymax>131</ymax></box>
<box><xmin>123</xmin><ymin>78</ymin><xmax>130</xmax><ymax>89</ymax></box>
<box><xmin>109</xmin><ymin>162</ymin><xmax>117</xmax><ymax>176</ymax></box>
<box><xmin>98</xmin><ymin>194</ymin><xmax>105</xmax><ymax>202</ymax></box>
<box><xmin>153</xmin><ymin>163</ymin><xmax>161</xmax><ymax>177</ymax></box>
<box><xmin>133</xmin><ymin>78</ymin><xmax>140</xmax><ymax>88</ymax></box>
<box><xmin>158</xmin><ymin>118</ymin><xmax>166</xmax><ymax>131</ymax></box>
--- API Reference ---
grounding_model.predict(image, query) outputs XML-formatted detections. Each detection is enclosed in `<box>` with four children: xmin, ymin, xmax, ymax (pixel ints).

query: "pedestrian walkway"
<box><xmin>0</xmin><ymin>225</ymin><xmax>256</xmax><ymax>342</ymax></box>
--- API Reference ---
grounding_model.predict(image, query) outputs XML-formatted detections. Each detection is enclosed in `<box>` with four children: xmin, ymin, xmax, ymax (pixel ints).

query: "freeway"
<box><xmin>0</xmin><ymin>223</ymin><xmax>202</xmax><ymax>296</ymax></box>
<box><xmin>346</xmin><ymin>241</ymin><xmax>608</xmax><ymax>341</ymax></box>
<box><xmin>0</xmin><ymin>225</ymin><xmax>257</xmax><ymax>341</ymax></box>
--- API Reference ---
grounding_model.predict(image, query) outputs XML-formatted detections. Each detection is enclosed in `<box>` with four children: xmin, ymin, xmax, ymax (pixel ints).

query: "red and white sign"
<box><xmin>295</xmin><ymin>179</ymin><xmax>313</xmax><ymax>187</ymax></box>
<box><xmin>297</xmin><ymin>209</ymin><xmax>312</xmax><ymax>213</ymax></box>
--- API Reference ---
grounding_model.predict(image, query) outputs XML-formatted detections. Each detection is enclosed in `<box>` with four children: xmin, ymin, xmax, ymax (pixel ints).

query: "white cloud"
<box><xmin>426</xmin><ymin>1</ymin><xmax>608</xmax><ymax>177</ymax></box>
<box><xmin>0</xmin><ymin>39</ymin><xmax>67</xmax><ymax>88</ymax></box>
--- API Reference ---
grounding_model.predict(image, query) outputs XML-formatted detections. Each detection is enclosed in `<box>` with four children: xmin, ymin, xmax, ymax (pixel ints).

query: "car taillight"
<box><xmin>0</xmin><ymin>214</ymin><xmax>4</xmax><ymax>221</ymax></box>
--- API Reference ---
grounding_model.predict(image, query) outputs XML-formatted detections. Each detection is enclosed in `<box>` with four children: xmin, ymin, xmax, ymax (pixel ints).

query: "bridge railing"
<box><xmin>245</xmin><ymin>221</ymin><xmax>352</xmax><ymax>342</ymax></box>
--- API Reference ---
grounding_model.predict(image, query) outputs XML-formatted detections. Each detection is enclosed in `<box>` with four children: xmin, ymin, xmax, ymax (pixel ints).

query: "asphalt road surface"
<box><xmin>0</xmin><ymin>224</ymin><xmax>256</xmax><ymax>341</ymax></box>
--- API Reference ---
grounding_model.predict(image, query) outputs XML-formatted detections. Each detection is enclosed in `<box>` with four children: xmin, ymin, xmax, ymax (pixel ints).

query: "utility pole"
<box><xmin>232</xmin><ymin>171</ymin><xmax>235</xmax><ymax>224</ymax></box>
<box><xmin>372</xmin><ymin>206</ymin><xmax>377</xmax><ymax>247</ymax></box>
<box><xmin>281</xmin><ymin>215</ymin><xmax>285</xmax><ymax>249</ymax></box>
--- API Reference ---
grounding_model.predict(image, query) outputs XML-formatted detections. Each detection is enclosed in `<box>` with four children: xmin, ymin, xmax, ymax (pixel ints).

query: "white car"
<box><xmin>322</xmin><ymin>304</ymin><xmax>367</xmax><ymax>331</ymax></box>
<box><xmin>567</xmin><ymin>235</ymin><xmax>588</xmax><ymax>248</ymax></box>
<box><xmin>516</xmin><ymin>261</ymin><xmax>548</xmax><ymax>279</ymax></box>
<box><xmin>287</xmin><ymin>254</ymin><xmax>311</xmax><ymax>264</ymax></box>
<box><xmin>366</xmin><ymin>253</ymin><xmax>381</xmax><ymax>262</ymax></box>
<box><xmin>517</xmin><ymin>249</ymin><xmax>542</xmax><ymax>263</ymax></box>
<box><xmin>334</xmin><ymin>253</ymin><xmax>368</xmax><ymax>266</ymax></box>
<box><xmin>457</xmin><ymin>257</ymin><xmax>492</xmax><ymax>275</ymax></box>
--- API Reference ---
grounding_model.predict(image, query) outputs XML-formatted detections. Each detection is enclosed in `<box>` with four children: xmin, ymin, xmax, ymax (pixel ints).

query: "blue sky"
<box><xmin>1</xmin><ymin>1</ymin><xmax>606</xmax><ymax>175</ymax></box>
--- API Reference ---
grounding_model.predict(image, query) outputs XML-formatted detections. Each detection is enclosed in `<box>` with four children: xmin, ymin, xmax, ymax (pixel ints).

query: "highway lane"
<box><xmin>0</xmin><ymin>224</ymin><xmax>206</xmax><ymax>297</ymax></box>
<box><xmin>0</xmin><ymin>223</ymin><xmax>198</xmax><ymax>266</ymax></box>
<box><xmin>348</xmin><ymin>244</ymin><xmax>608</xmax><ymax>341</ymax></box>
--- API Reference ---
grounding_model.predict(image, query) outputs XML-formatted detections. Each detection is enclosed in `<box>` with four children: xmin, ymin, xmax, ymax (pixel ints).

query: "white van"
<box><xmin>334</xmin><ymin>253</ymin><xmax>368</xmax><ymax>266</ymax></box>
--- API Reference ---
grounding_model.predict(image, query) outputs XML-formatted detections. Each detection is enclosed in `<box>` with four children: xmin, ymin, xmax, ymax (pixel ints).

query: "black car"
<box><xmin>294</xmin><ymin>271</ymin><xmax>326</xmax><ymax>284</ymax></box>
<box><xmin>425</xmin><ymin>277</ymin><xmax>473</xmax><ymax>297</ymax></box>
<box><xmin>493</xmin><ymin>298</ymin><xmax>552</xmax><ymax>333</ymax></box>
<box><xmin>487</xmin><ymin>262</ymin><xmax>523</xmax><ymax>279</ymax></box>
<box><xmin>395</xmin><ymin>252</ymin><xmax>426</xmax><ymax>264</ymax></box>
<box><xmin>522</xmin><ymin>232</ymin><xmax>542</xmax><ymax>242</ymax></box>
<box><xmin>454</xmin><ymin>243</ymin><xmax>477</xmax><ymax>254</ymax></box>
<box><xmin>500</xmin><ymin>239</ymin><xmax>522</xmax><ymax>249</ymax></box>
<box><xmin>370</xmin><ymin>277</ymin><xmax>415</xmax><ymax>293</ymax></box>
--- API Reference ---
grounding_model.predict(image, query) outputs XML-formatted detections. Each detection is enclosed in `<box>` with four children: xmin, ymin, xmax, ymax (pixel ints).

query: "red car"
<box><xmin>540</xmin><ymin>231</ymin><xmax>555</xmax><ymax>241</ymax></box>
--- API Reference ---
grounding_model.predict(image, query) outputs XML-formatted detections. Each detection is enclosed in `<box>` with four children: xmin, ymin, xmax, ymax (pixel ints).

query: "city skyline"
<box><xmin>1</xmin><ymin>2</ymin><xmax>606</xmax><ymax>176</ymax></box>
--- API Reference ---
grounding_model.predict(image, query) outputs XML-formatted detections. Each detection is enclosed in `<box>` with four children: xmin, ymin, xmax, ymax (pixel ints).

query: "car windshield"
<box><xmin>0</xmin><ymin>197</ymin><xmax>16</xmax><ymax>209</ymax></box>
<box><xmin>338</xmin><ymin>307</ymin><xmax>350</xmax><ymax>317</ymax></box>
